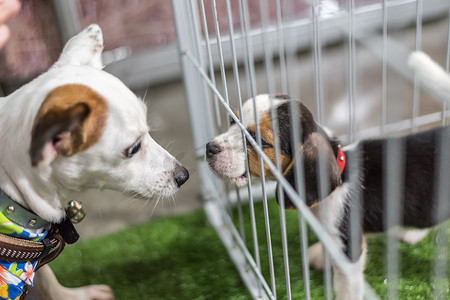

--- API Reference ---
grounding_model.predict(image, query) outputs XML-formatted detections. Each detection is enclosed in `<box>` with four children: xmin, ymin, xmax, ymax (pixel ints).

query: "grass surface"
<box><xmin>51</xmin><ymin>199</ymin><xmax>449</xmax><ymax>299</ymax></box>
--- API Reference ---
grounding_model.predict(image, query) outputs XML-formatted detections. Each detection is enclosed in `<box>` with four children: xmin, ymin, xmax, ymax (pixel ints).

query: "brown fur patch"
<box><xmin>233</xmin><ymin>110</ymin><xmax>240</xmax><ymax>120</ymax></box>
<box><xmin>31</xmin><ymin>84</ymin><xmax>108</xmax><ymax>162</ymax></box>
<box><xmin>247</xmin><ymin>113</ymin><xmax>291</xmax><ymax>177</ymax></box>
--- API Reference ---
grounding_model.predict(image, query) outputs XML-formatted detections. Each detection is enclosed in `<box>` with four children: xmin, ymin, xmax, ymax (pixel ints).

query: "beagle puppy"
<box><xmin>206</xmin><ymin>92</ymin><xmax>449</xmax><ymax>299</ymax></box>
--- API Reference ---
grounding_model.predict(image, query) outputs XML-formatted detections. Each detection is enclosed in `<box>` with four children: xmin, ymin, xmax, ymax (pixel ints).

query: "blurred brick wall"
<box><xmin>0</xmin><ymin>0</ymin><xmax>348</xmax><ymax>86</ymax></box>
<box><xmin>0</xmin><ymin>0</ymin><xmax>177</xmax><ymax>85</ymax></box>
<box><xmin>0</xmin><ymin>0</ymin><xmax>61</xmax><ymax>84</ymax></box>
<box><xmin>78</xmin><ymin>0</ymin><xmax>176</xmax><ymax>52</ymax></box>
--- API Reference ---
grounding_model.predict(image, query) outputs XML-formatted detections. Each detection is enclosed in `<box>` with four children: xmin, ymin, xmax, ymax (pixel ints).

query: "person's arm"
<box><xmin>0</xmin><ymin>0</ymin><xmax>21</xmax><ymax>49</ymax></box>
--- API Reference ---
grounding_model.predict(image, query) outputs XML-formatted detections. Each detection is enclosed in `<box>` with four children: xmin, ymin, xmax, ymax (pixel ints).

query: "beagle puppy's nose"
<box><xmin>173</xmin><ymin>165</ymin><xmax>189</xmax><ymax>187</ymax></box>
<box><xmin>206</xmin><ymin>142</ymin><xmax>221</xmax><ymax>158</ymax></box>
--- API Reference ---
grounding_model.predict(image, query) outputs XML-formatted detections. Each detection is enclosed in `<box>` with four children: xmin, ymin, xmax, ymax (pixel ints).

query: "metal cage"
<box><xmin>171</xmin><ymin>0</ymin><xmax>449</xmax><ymax>299</ymax></box>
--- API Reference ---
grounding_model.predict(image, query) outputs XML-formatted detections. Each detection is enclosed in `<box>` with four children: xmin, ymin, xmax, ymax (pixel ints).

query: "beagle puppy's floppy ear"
<box><xmin>275</xmin><ymin>159</ymin><xmax>299</xmax><ymax>210</ymax></box>
<box><xmin>276</xmin><ymin>132</ymin><xmax>342</xmax><ymax>209</ymax></box>
<box><xmin>30</xmin><ymin>84</ymin><xmax>108</xmax><ymax>167</ymax></box>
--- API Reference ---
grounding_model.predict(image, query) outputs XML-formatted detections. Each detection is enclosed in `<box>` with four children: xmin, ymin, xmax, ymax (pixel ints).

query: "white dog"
<box><xmin>0</xmin><ymin>24</ymin><xmax>188</xmax><ymax>299</ymax></box>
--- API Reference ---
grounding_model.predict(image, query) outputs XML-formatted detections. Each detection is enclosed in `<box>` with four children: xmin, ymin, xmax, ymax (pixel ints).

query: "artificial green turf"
<box><xmin>50</xmin><ymin>199</ymin><xmax>449</xmax><ymax>299</ymax></box>
<box><xmin>50</xmin><ymin>210</ymin><xmax>250</xmax><ymax>300</ymax></box>
<box><xmin>230</xmin><ymin>200</ymin><xmax>450</xmax><ymax>299</ymax></box>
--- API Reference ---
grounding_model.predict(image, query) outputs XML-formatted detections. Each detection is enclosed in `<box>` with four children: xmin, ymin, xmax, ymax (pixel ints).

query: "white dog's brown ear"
<box><xmin>30</xmin><ymin>84</ymin><xmax>108</xmax><ymax>167</ymax></box>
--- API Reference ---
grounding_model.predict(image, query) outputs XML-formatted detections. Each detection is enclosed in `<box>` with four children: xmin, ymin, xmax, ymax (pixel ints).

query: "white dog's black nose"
<box><xmin>206</xmin><ymin>142</ymin><xmax>221</xmax><ymax>158</ymax></box>
<box><xmin>173</xmin><ymin>165</ymin><xmax>189</xmax><ymax>187</ymax></box>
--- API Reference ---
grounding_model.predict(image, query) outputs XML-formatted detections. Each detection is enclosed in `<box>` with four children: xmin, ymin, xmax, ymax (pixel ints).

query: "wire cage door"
<box><xmin>172</xmin><ymin>0</ymin><xmax>450</xmax><ymax>299</ymax></box>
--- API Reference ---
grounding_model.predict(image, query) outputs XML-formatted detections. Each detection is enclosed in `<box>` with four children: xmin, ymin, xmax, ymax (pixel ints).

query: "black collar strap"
<box><xmin>55</xmin><ymin>218</ymin><xmax>79</xmax><ymax>244</ymax></box>
<box><xmin>0</xmin><ymin>191</ymin><xmax>48</xmax><ymax>229</ymax></box>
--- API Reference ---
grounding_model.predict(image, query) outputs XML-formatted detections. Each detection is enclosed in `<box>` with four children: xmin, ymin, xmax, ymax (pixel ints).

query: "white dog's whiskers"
<box><xmin>149</xmin><ymin>195</ymin><xmax>163</xmax><ymax>219</ymax></box>
<box><xmin>141</xmin><ymin>82</ymin><xmax>151</xmax><ymax>102</ymax></box>
<box><xmin>165</xmin><ymin>140</ymin><xmax>176</xmax><ymax>151</ymax></box>
<box><xmin>169</xmin><ymin>195</ymin><xmax>177</xmax><ymax>210</ymax></box>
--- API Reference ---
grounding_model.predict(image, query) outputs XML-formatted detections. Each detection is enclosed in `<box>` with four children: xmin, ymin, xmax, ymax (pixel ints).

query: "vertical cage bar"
<box><xmin>312</xmin><ymin>0</ymin><xmax>325</xmax><ymax>125</ymax></box>
<box><xmin>211</xmin><ymin>0</ymin><xmax>231</xmax><ymax>118</ymax></box>
<box><xmin>237</xmin><ymin>1</ymin><xmax>265</xmax><ymax>297</ymax></box>
<box><xmin>347</xmin><ymin>3</ymin><xmax>364</xmax><ymax>298</ymax></box>
<box><xmin>269</xmin><ymin>93</ymin><xmax>292</xmax><ymax>300</ymax></box>
<box><xmin>432</xmin><ymin>130</ymin><xmax>450</xmax><ymax>300</ymax></box>
<box><xmin>290</xmin><ymin>96</ymin><xmax>311</xmax><ymax>300</ymax></box>
<box><xmin>199</xmin><ymin>0</ymin><xmax>222</xmax><ymax>133</ymax></box>
<box><xmin>347</xmin><ymin>0</ymin><xmax>356</xmax><ymax>143</ymax></box>
<box><xmin>259</xmin><ymin>0</ymin><xmax>276</xmax><ymax>94</ymax></box>
<box><xmin>191</xmin><ymin>0</ymin><xmax>230</xmax><ymax>212</ymax></box>
<box><xmin>288</xmin><ymin>95</ymin><xmax>312</xmax><ymax>299</ymax></box>
<box><xmin>287</xmin><ymin>87</ymin><xmax>312</xmax><ymax>299</ymax></box>
<box><xmin>276</xmin><ymin>0</ymin><xmax>288</xmax><ymax>94</ymax></box>
<box><xmin>274</xmin><ymin>1</ymin><xmax>293</xmax><ymax>298</ymax></box>
<box><xmin>224</xmin><ymin>0</ymin><xmax>247</xmax><ymax>242</ymax></box>
<box><xmin>283</xmin><ymin>2</ymin><xmax>311</xmax><ymax>297</ymax></box>
<box><xmin>240</xmin><ymin>0</ymin><xmax>278</xmax><ymax>297</ymax></box>
<box><xmin>311</xmin><ymin>2</ymin><xmax>334</xmax><ymax>299</ymax></box>
<box><xmin>384</xmin><ymin>139</ymin><xmax>405</xmax><ymax>300</ymax></box>
<box><xmin>412</xmin><ymin>0</ymin><xmax>423</xmax><ymax>132</ymax></box>
<box><xmin>207</xmin><ymin>0</ymin><xmax>236</xmax><ymax>217</ymax></box>
<box><xmin>381</xmin><ymin>0</ymin><xmax>388</xmax><ymax>136</ymax></box>
<box><xmin>240</xmin><ymin>0</ymin><xmax>258</xmax><ymax>99</ymax></box>
<box><xmin>171</xmin><ymin>0</ymin><xmax>214</xmax><ymax>164</ymax></box>
<box><xmin>443</xmin><ymin>4</ymin><xmax>450</xmax><ymax>126</ymax></box>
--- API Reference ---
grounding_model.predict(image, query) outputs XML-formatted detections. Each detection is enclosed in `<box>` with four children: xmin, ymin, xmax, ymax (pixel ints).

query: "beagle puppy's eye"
<box><xmin>125</xmin><ymin>139</ymin><xmax>142</xmax><ymax>158</ymax></box>
<box><xmin>229</xmin><ymin>115</ymin><xmax>236</xmax><ymax>125</ymax></box>
<box><xmin>260</xmin><ymin>139</ymin><xmax>273</xmax><ymax>149</ymax></box>
<box><xmin>247</xmin><ymin>131</ymin><xmax>273</xmax><ymax>149</ymax></box>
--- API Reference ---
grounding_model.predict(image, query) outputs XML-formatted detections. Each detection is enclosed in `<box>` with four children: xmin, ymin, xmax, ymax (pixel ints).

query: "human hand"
<box><xmin>0</xmin><ymin>0</ymin><xmax>21</xmax><ymax>49</ymax></box>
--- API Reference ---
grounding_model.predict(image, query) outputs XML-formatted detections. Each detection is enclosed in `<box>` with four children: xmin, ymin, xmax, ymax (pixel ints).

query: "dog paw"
<box><xmin>397</xmin><ymin>228</ymin><xmax>431</xmax><ymax>244</ymax></box>
<box><xmin>55</xmin><ymin>24</ymin><xmax>104</xmax><ymax>69</ymax></box>
<box><xmin>308</xmin><ymin>242</ymin><xmax>325</xmax><ymax>270</ymax></box>
<box><xmin>56</xmin><ymin>284</ymin><xmax>114</xmax><ymax>300</ymax></box>
<box><xmin>77</xmin><ymin>285</ymin><xmax>114</xmax><ymax>300</ymax></box>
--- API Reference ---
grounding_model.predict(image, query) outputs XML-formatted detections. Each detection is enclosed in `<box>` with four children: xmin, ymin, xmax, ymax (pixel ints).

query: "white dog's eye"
<box><xmin>125</xmin><ymin>140</ymin><xmax>142</xmax><ymax>158</ymax></box>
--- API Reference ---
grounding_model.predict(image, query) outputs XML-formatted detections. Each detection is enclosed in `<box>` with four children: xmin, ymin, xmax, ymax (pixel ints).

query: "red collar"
<box><xmin>337</xmin><ymin>146</ymin><xmax>346</xmax><ymax>174</ymax></box>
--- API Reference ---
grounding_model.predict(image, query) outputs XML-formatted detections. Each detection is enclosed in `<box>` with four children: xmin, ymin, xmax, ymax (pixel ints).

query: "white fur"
<box><xmin>311</xmin><ymin>183</ymin><xmax>350</xmax><ymax>246</ymax></box>
<box><xmin>308</xmin><ymin>242</ymin><xmax>366</xmax><ymax>300</ymax></box>
<box><xmin>397</xmin><ymin>228</ymin><xmax>431</xmax><ymax>244</ymax></box>
<box><xmin>240</xmin><ymin>94</ymin><xmax>287</xmax><ymax>128</ymax></box>
<box><xmin>332</xmin><ymin>248</ymin><xmax>366</xmax><ymax>300</ymax></box>
<box><xmin>0</xmin><ymin>24</ymin><xmax>185</xmax><ymax>300</ymax></box>
<box><xmin>311</xmin><ymin>183</ymin><xmax>365</xmax><ymax>299</ymax></box>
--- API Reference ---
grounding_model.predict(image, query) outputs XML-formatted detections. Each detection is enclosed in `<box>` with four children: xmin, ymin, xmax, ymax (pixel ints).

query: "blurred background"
<box><xmin>1</xmin><ymin>1</ymin><xmax>449</xmax><ymax>299</ymax></box>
